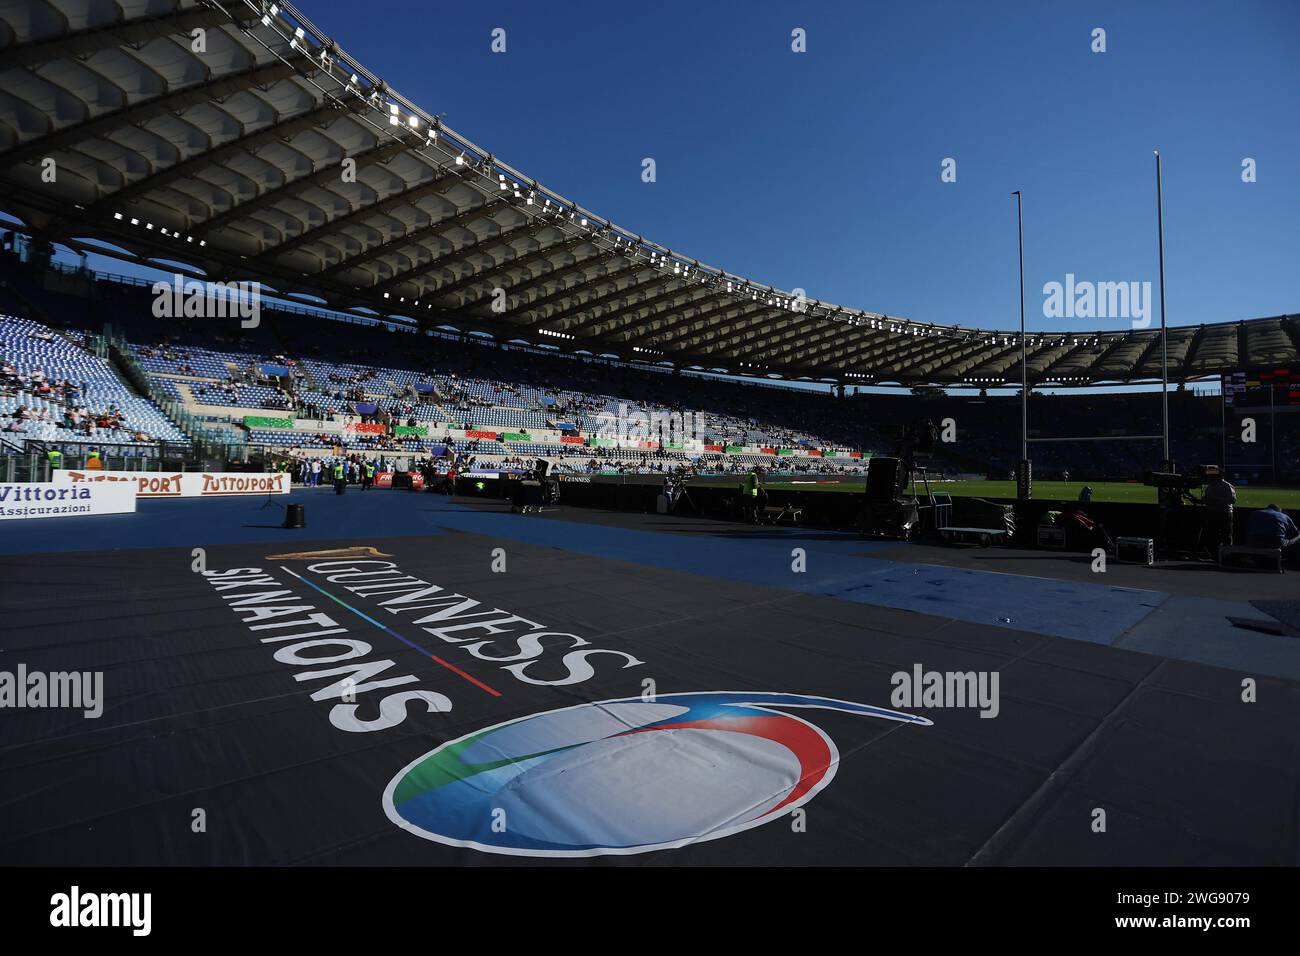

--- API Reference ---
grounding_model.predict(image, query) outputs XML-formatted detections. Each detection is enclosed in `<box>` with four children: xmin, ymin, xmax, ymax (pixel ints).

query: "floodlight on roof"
<box><xmin>455</xmin><ymin>154</ymin><xmax>465</xmax><ymax>165</ymax></box>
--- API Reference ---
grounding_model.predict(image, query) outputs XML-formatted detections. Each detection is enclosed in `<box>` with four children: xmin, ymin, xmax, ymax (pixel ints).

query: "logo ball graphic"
<box><xmin>384</xmin><ymin>691</ymin><xmax>930</xmax><ymax>857</ymax></box>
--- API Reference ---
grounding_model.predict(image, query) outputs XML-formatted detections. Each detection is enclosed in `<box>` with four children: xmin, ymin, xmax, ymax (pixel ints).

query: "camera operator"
<box><xmin>1201</xmin><ymin>471</ymin><xmax>1237</xmax><ymax>550</ymax></box>
<box><xmin>533</xmin><ymin>458</ymin><xmax>559</xmax><ymax>507</ymax></box>
<box><xmin>663</xmin><ymin>469</ymin><xmax>679</xmax><ymax>508</ymax></box>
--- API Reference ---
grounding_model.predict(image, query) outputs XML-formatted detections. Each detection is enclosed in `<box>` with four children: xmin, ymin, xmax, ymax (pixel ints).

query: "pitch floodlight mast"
<box><xmin>1154</xmin><ymin>149</ymin><xmax>1171</xmax><ymax>468</ymax></box>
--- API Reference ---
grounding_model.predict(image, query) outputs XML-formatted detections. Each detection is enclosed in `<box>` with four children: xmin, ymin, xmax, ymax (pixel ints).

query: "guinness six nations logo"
<box><xmin>384</xmin><ymin>691</ymin><xmax>930</xmax><ymax>857</ymax></box>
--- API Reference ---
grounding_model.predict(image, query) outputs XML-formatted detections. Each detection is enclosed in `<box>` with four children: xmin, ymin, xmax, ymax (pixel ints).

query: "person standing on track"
<box><xmin>742</xmin><ymin>466</ymin><xmax>764</xmax><ymax>523</ymax></box>
<box><xmin>1202</xmin><ymin>472</ymin><xmax>1237</xmax><ymax>552</ymax></box>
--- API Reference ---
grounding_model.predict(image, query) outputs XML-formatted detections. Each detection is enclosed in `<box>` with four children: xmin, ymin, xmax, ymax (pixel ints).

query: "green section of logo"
<box><xmin>391</xmin><ymin>726</ymin><xmax>572</xmax><ymax>805</ymax></box>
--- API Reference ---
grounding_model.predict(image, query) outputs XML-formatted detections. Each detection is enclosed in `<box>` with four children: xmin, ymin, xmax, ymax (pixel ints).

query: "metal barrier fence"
<box><xmin>2</xmin><ymin>436</ymin><xmax>260</xmax><ymax>482</ymax></box>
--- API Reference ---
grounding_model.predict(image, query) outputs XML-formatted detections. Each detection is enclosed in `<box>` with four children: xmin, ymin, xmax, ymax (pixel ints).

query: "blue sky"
<box><xmin>276</xmin><ymin>0</ymin><xmax>1296</xmax><ymax>335</ymax></box>
<box><xmin>38</xmin><ymin>0</ymin><xmax>1297</xmax><ymax>395</ymax></box>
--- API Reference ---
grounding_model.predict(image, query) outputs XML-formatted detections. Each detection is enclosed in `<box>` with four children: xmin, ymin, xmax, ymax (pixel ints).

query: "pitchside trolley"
<box><xmin>938</xmin><ymin>525</ymin><xmax>1010</xmax><ymax>548</ymax></box>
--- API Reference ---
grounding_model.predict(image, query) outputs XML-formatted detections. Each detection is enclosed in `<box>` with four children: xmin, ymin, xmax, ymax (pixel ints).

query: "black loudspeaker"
<box><xmin>865</xmin><ymin>457</ymin><xmax>901</xmax><ymax>501</ymax></box>
<box><xmin>283</xmin><ymin>503</ymin><xmax>305</xmax><ymax>528</ymax></box>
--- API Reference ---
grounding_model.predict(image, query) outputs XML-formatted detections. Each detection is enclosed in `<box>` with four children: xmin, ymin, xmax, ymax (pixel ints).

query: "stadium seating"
<box><xmin>3</xmin><ymin>267</ymin><xmax>1276</xmax><ymax>485</ymax></box>
<box><xmin>1</xmin><ymin>315</ymin><xmax>188</xmax><ymax>445</ymax></box>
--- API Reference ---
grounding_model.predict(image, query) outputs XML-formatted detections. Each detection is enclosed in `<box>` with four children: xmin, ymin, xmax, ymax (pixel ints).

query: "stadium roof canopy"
<box><xmin>2</xmin><ymin>0</ymin><xmax>1297</xmax><ymax>387</ymax></box>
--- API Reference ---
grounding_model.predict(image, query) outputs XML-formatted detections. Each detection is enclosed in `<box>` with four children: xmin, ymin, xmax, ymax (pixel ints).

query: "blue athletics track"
<box><xmin>1</xmin><ymin>485</ymin><xmax>1297</xmax><ymax>865</ymax></box>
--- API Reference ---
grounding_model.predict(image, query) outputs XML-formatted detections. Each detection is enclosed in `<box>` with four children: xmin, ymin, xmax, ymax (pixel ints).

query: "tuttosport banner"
<box><xmin>0</xmin><ymin>480</ymin><xmax>137</xmax><ymax>520</ymax></box>
<box><xmin>52</xmin><ymin>470</ymin><xmax>290</xmax><ymax>498</ymax></box>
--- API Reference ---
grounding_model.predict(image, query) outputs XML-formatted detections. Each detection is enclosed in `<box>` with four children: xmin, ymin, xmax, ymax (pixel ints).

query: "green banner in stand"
<box><xmin>778</xmin><ymin>448</ymin><xmax>796</xmax><ymax>455</ymax></box>
<box><xmin>393</xmin><ymin>425</ymin><xmax>428</xmax><ymax>437</ymax></box>
<box><xmin>244</xmin><ymin>415</ymin><xmax>294</xmax><ymax>429</ymax></box>
<box><xmin>664</xmin><ymin>442</ymin><xmax>684</xmax><ymax>450</ymax></box>
<box><xmin>501</xmin><ymin>432</ymin><xmax>531</xmax><ymax>442</ymax></box>
<box><xmin>589</xmin><ymin>437</ymin><xmax>614</xmax><ymax>447</ymax></box>
<box><xmin>725</xmin><ymin>445</ymin><xmax>745</xmax><ymax>453</ymax></box>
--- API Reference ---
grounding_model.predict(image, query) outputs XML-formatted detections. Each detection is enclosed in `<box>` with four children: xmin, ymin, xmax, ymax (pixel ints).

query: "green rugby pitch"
<box><xmin>756</xmin><ymin>477</ymin><xmax>1300</xmax><ymax>509</ymax></box>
